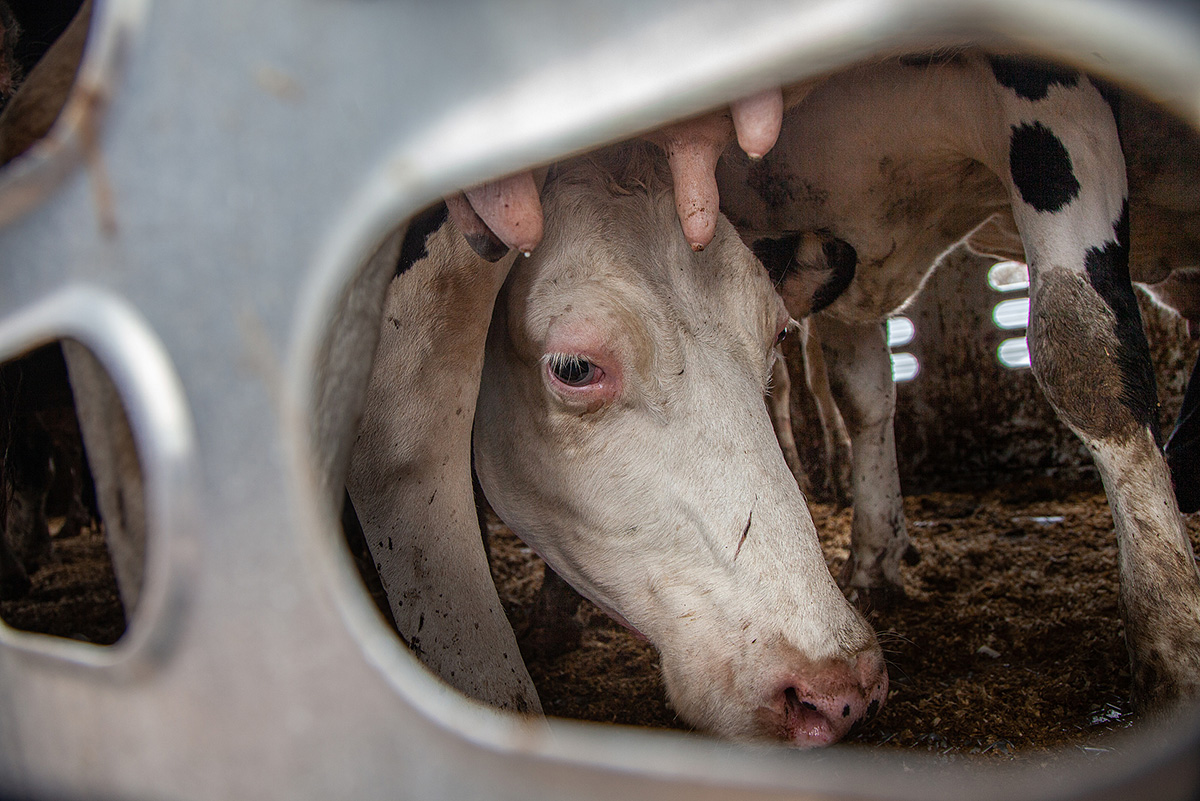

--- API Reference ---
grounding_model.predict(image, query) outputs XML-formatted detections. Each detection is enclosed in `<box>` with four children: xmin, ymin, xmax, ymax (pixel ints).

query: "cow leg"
<box><xmin>987</xmin><ymin>60</ymin><xmax>1200</xmax><ymax>711</ymax></box>
<box><xmin>50</xmin><ymin>433</ymin><xmax>92</xmax><ymax>540</ymax></box>
<box><xmin>1166</xmin><ymin>349</ymin><xmax>1200</xmax><ymax>513</ymax></box>
<box><xmin>1026</xmin><ymin>257</ymin><xmax>1200</xmax><ymax>711</ymax></box>
<box><xmin>767</xmin><ymin>352</ymin><xmax>812</xmax><ymax>495</ymax></box>
<box><xmin>4</xmin><ymin>424</ymin><xmax>53</xmax><ymax>574</ymax></box>
<box><xmin>346</xmin><ymin>216</ymin><xmax>542</xmax><ymax>716</ymax></box>
<box><xmin>38</xmin><ymin>397</ymin><xmax>94</xmax><ymax>541</ymax></box>
<box><xmin>0</xmin><ymin>425</ymin><xmax>41</xmax><ymax>600</ymax></box>
<box><xmin>801</xmin><ymin>321</ymin><xmax>852</xmax><ymax>508</ymax></box>
<box><xmin>809</xmin><ymin>313</ymin><xmax>909</xmax><ymax>607</ymax></box>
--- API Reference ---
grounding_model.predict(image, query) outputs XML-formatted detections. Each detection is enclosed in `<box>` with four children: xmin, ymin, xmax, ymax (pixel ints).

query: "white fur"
<box><xmin>475</xmin><ymin>148</ymin><xmax>885</xmax><ymax>743</ymax></box>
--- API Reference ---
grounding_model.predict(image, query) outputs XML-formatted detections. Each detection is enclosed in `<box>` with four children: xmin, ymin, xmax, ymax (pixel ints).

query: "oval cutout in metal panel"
<box><xmin>993</xmin><ymin>297</ymin><xmax>1031</xmax><ymax>331</ymax></box>
<box><xmin>282</xmin><ymin>2</ymin><xmax>1200</xmax><ymax>799</ymax></box>
<box><xmin>0</xmin><ymin>0</ymin><xmax>147</xmax><ymax>229</ymax></box>
<box><xmin>988</xmin><ymin>260</ymin><xmax>1030</xmax><ymax>293</ymax></box>
<box><xmin>0</xmin><ymin>285</ymin><xmax>196</xmax><ymax>676</ymax></box>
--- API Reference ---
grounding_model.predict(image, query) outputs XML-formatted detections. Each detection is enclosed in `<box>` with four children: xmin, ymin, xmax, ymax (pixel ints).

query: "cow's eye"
<box><xmin>774</xmin><ymin>318</ymin><xmax>793</xmax><ymax>346</ymax></box>
<box><xmin>548</xmin><ymin>353</ymin><xmax>600</xmax><ymax>387</ymax></box>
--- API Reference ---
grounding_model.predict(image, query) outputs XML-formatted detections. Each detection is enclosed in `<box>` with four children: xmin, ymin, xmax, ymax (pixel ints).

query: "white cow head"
<box><xmin>474</xmin><ymin>143</ymin><xmax>886</xmax><ymax>746</ymax></box>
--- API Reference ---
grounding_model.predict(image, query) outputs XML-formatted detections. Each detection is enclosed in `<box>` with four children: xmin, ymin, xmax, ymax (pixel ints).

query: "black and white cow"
<box><xmin>716</xmin><ymin>50</ymin><xmax>1200</xmax><ymax>714</ymax></box>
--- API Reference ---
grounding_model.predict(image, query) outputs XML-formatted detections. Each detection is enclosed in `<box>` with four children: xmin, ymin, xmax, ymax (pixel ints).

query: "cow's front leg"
<box><xmin>347</xmin><ymin>218</ymin><xmax>542</xmax><ymax>716</ymax></box>
<box><xmin>809</xmin><ymin>313</ymin><xmax>911</xmax><ymax>608</ymax></box>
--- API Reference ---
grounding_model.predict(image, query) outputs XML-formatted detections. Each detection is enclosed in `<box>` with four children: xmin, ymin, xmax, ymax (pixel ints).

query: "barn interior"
<box><xmin>0</xmin><ymin>0</ymin><xmax>1198</xmax><ymax>799</ymax></box>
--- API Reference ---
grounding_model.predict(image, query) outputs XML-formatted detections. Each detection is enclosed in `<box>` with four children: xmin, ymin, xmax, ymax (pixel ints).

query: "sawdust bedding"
<box><xmin>488</xmin><ymin>480</ymin><xmax>1200</xmax><ymax>759</ymax></box>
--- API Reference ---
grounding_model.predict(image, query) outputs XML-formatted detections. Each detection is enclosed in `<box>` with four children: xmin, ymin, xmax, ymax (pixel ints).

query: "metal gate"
<box><xmin>0</xmin><ymin>1</ymin><xmax>1198</xmax><ymax>798</ymax></box>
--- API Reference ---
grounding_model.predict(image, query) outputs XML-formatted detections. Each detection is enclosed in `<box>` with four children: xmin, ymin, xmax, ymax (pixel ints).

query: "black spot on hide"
<box><xmin>395</xmin><ymin>202</ymin><xmax>449</xmax><ymax>277</ymax></box>
<box><xmin>463</xmin><ymin>230</ymin><xmax>511</xmax><ymax>264</ymax></box>
<box><xmin>810</xmin><ymin>238</ymin><xmax>857</xmax><ymax>315</ymax></box>
<box><xmin>1167</xmin><ymin>349</ymin><xmax>1200</xmax><ymax>513</ymax></box>
<box><xmin>1083</xmin><ymin>202</ymin><xmax>1160</xmax><ymax>438</ymax></box>
<box><xmin>1009</xmin><ymin>122</ymin><xmax>1081</xmax><ymax>214</ymax></box>
<box><xmin>746</xmin><ymin>159</ymin><xmax>796</xmax><ymax>209</ymax></box>
<box><xmin>752</xmin><ymin>234</ymin><xmax>802</xmax><ymax>286</ymax></box>
<box><xmin>988</xmin><ymin>55</ymin><xmax>1080</xmax><ymax>102</ymax></box>
<box><xmin>751</xmin><ymin>233</ymin><xmax>857</xmax><ymax>316</ymax></box>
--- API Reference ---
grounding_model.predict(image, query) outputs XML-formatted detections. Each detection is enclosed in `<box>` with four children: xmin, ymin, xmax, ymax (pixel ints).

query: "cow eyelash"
<box><xmin>545</xmin><ymin>353</ymin><xmax>601</xmax><ymax>387</ymax></box>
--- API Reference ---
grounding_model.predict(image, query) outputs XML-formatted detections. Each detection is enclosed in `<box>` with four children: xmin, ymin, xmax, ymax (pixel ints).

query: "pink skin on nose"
<box><xmin>769</xmin><ymin>649</ymin><xmax>889</xmax><ymax>747</ymax></box>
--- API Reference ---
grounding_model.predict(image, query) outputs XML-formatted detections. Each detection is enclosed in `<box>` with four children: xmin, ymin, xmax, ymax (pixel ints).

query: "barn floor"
<box><xmin>4</xmin><ymin>480</ymin><xmax>1199</xmax><ymax>761</ymax></box>
<box><xmin>488</xmin><ymin>479</ymin><xmax>1200</xmax><ymax>760</ymax></box>
<box><xmin>0</xmin><ymin>519</ymin><xmax>125</xmax><ymax>646</ymax></box>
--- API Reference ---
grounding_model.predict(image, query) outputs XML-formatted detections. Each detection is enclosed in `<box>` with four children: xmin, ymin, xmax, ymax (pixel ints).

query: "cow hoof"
<box><xmin>518</xmin><ymin>620</ymin><xmax>583</xmax><ymax>662</ymax></box>
<box><xmin>519</xmin><ymin>566</ymin><xmax>585</xmax><ymax>661</ymax></box>
<box><xmin>838</xmin><ymin>555</ymin><xmax>908</xmax><ymax>613</ymax></box>
<box><xmin>846</xmin><ymin>583</ymin><xmax>906</xmax><ymax>615</ymax></box>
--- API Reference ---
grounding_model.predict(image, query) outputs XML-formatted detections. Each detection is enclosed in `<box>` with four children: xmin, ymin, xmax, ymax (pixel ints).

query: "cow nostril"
<box><xmin>785</xmin><ymin>686</ymin><xmax>817</xmax><ymax>712</ymax></box>
<box><xmin>842</xmin><ymin>704</ymin><xmax>851</xmax><ymax>718</ymax></box>
<box><xmin>782</xmin><ymin>686</ymin><xmax>839</xmax><ymax>747</ymax></box>
<box><xmin>782</xmin><ymin>690</ymin><xmax>820</xmax><ymax>714</ymax></box>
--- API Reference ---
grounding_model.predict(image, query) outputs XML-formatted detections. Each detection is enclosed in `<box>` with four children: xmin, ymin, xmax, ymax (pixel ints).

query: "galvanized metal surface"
<box><xmin>0</xmin><ymin>0</ymin><xmax>1198</xmax><ymax>799</ymax></box>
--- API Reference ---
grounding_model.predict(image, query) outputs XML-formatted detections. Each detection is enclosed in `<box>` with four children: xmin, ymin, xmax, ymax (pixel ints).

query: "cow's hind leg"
<box><xmin>801</xmin><ymin>321</ymin><xmax>852</xmax><ymax>508</ymax></box>
<box><xmin>809</xmin><ymin>313</ymin><xmax>911</xmax><ymax>609</ymax></box>
<box><xmin>992</xmin><ymin>58</ymin><xmax>1200</xmax><ymax>711</ymax></box>
<box><xmin>767</xmin><ymin>352</ymin><xmax>812</xmax><ymax>495</ymax></box>
<box><xmin>1029</xmin><ymin>258</ymin><xmax>1200</xmax><ymax>711</ymax></box>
